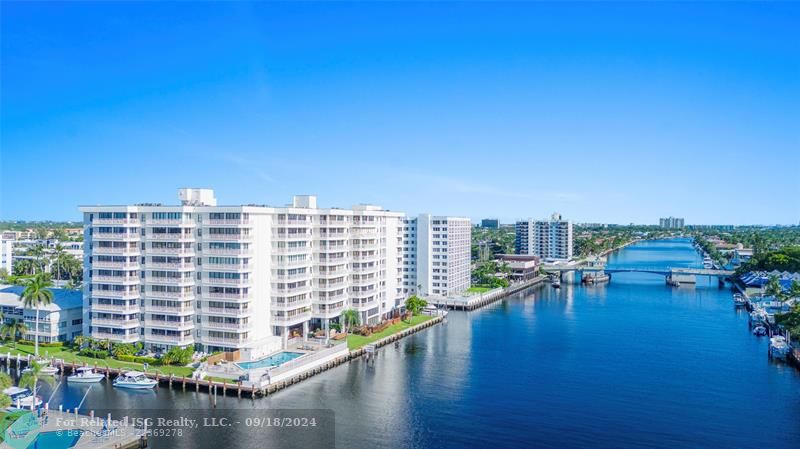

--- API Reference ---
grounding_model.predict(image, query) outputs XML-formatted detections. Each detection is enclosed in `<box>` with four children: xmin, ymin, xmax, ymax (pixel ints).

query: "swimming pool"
<box><xmin>27</xmin><ymin>431</ymin><xmax>81</xmax><ymax>449</ymax></box>
<box><xmin>236</xmin><ymin>352</ymin><xmax>303</xmax><ymax>370</ymax></box>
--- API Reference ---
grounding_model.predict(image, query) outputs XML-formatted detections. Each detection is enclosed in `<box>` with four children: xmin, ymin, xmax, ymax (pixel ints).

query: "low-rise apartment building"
<box><xmin>0</xmin><ymin>285</ymin><xmax>83</xmax><ymax>343</ymax></box>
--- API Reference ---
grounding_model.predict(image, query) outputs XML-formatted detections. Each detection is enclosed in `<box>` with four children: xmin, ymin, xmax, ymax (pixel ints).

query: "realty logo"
<box><xmin>2</xmin><ymin>410</ymin><xmax>40</xmax><ymax>449</ymax></box>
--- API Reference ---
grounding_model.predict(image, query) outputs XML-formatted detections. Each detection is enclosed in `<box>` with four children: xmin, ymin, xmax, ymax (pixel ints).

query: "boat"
<box><xmin>67</xmin><ymin>366</ymin><xmax>105</xmax><ymax>383</ymax></box>
<box><xmin>752</xmin><ymin>325</ymin><xmax>767</xmax><ymax>336</ymax></box>
<box><xmin>733</xmin><ymin>294</ymin><xmax>747</xmax><ymax>307</ymax></box>
<box><xmin>551</xmin><ymin>276</ymin><xmax>561</xmax><ymax>288</ymax></box>
<box><xmin>769</xmin><ymin>336</ymin><xmax>790</xmax><ymax>359</ymax></box>
<box><xmin>113</xmin><ymin>371</ymin><xmax>158</xmax><ymax>390</ymax></box>
<box><xmin>2</xmin><ymin>387</ymin><xmax>42</xmax><ymax>409</ymax></box>
<box><xmin>22</xmin><ymin>363</ymin><xmax>59</xmax><ymax>376</ymax></box>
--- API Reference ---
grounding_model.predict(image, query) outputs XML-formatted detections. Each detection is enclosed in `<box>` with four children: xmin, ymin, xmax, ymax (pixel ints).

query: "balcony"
<box><xmin>352</xmin><ymin>254</ymin><xmax>381</xmax><ymax>263</ymax></box>
<box><xmin>93</xmin><ymin>232</ymin><xmax>139</xmax><ymax>241</ymax></box>
<box><xmin>271</xmin><ymin>298</ymin><xmax>312</xmax><ymax>311</ymax></box>
<box><xmin>146</xmin><ymin>334</ymin><xmax>194</xmax><ymax>345</ymax></box>
<box><xmin>148</xmin><ymin>219</ymin><xmax>195</xmax><ymax>226</ymax></box>
<box><xmin>92</xmin><ymin>260</ymin><xmax>139</xmax><ymax>270</ymax></box>
<box><xmin>312</xmin><ymin>304</ymin><xmax>345</xmax><ymax>318</ymax></box>
<box><xmin>201</xmin><ymin>320</ymin><xmax>252</xmax><ymax>331</ymax></box>
<box><xmin>276</xmin><ymin>218</ymin><xmax>310</xmax><ymax>226</ymax></box>
<box><xmin>148</xmin><ymin>246</ymin><xmax>194</xmax><ymax>255</ymax></box>
<box><xmin>203</xmin><ymin>306</ymin><xmax>252</xmax><ymax>317</ymax></box>
<box><xmin>145</xmin><ymin>289</ymin><xmax>193</xmax><ymax>299</ymax></box>
<box><xmin>273</xmin><ymin>285</ymin><xmax>312</xmax><ymax>296</ymax></box>
<box><xmin>92</xmin><ymin>318</ymin><xmax>139</xmax><ymax>328</ymax></box>
<box><xmin>274</xmin><ymin>259</ymin><xmax>311</xmax><ymax>269</ymax></box>
<box><xmin>204</xmin><ymin>291</ymin><xmax>250</xmax><ymax>301</ymax></box>
<box><xmin>93</xmin><ymin>246</ymin><xmax>139</xmax><ymax>256</ymax></box>
<box><xmin>351</xmin><ymin>278</ymin><xmax>377</xmax><ymax>287</ymax></box>
<box><xmin>92</xmin><ymin>274</ymin><xmax>140</xmax><ymax>284</ymax></box>
<box><xmin>273</xmin><ymin>272</ymin><xmax>311</xmax><ymax>282</ymax></box>
<box><xmin>91</xmin><ymin>288</ymin><xmax>139</xmax><ymax>299</ymax></box>
<box><xmin>147</xmin><ymin>276</ymin><xmax>194</xmax><ymax>286</ymax></box>
<box><xmin>316</xmin><ymin>292</ymin><xmax>348</xmax><ymax>303</ymax></box>
<box><xmin>274</xmin><ymin>233</ymin><xmax>310</xmax><ymax>241</ymax></box>
<box><xmin>202</xmin><ymin>277</ymin><xmax>250</xmax><ymax>286</ymax></box>
<box><xmin>202</xmin><ymin>263</ymin><xmax>250</xmax><ymax>272</ymax></box>
<box><xmin>206</xmin><ymin>233</ymin><xmax>251</xmax><ymax>242</ymax></box>
<box><xmin>317</xmin><ymin>280</ymin><xmax>347</xmax><ymax>290</ymax></box>
<box><xmin>351</xmin><ymin>298</ymin><xmax>379</xmax><ymax>310</ymax></box>
<box><xmin>272</xmin><ymin>246</ymin><xmax>311</xmax><ymax>255</ymax></box>
<box><xmin>147</xmin><ymin>262</ymin><xmax>194</xmax><ymax>270</ymax></box>
<box><xmin>91</xmin><ymin>303</ymin><xmax>140</xmax><ymax>313</ymax></box>
<box><xmin>145</xmin><ymin>319</ymin><xmax>194</xmax><ymax>330</ymax></box>
<box><xmin>206</xmin><ymin>218</ymin><xmax>251</xmax><ymax>226</ymax></box>
<box><xmin>149</xmin><ymin>233</ymin><xmax>195</xmax><ymax>241</ymax></box>
<box><xmin>146</xmin><ymin>304</ymin><xmax>193</xmax><ymax>314</ymax></box>
<box><xmin>91</xmin><ymin>331</ymin><xmax>140</xmax><ymax>343</ymax></box>
<box><xmin>202</xmin><ymin>335</ymin><xmax>249</xmax><ymax>345</ymax></box>
<box><xmin>205</xmin><ymin>247</ymin><xmax>252</xmax><ymax>256</ymax></box>
<box><xmin>271</xmin><ymin>311</ymin><xmax>312</xmax><ymax>326</ymax></box>
<box><xmin>352</xmin><ymin>264</ymin><xmax>380</xmax><ymax>273</ymax></box>
<box><xmin>92</xmin><ymin>218</ymin><xmax>138</xmax><ymax>225</ymax></box>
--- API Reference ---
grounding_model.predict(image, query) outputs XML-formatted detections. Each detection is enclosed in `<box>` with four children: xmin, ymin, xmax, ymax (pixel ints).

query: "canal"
<box><xmin>15</xmin><ymin>239</ymin><xmax>800</xmax><ymax>448</ymax></box>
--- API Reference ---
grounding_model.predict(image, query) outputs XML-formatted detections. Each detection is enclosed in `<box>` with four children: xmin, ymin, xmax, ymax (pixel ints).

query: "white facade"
<box><xmin>403</xmin><ymin>214</ymin><xmax>471</xmax><ymax>297</ymax></box>
<box><xmin>516</xmin><ymin>213</ymin><xmax>573</xmax><ymax>260</ymax></box>
<box><xmin>80</xmin><ymin>189</ymin><xmax>405</xmax><ymax>360</ymax></box>
<box><xmin>0</xmin><ymin>237</ymin><xmax>13</xmax><ymax>274</ymax></box>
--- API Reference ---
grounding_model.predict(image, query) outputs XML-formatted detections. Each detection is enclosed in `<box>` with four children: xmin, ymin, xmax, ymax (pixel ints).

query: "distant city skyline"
<box><xmin>2</xmin><ymin>2</ymin><xmax>798</xmax><ymax>224</ymax></box>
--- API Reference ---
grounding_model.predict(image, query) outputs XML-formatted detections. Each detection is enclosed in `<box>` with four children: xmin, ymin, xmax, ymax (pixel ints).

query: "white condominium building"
<box><xmin>515</xmin><ymin>213</ymin><xmax>573</xmax><ymax>261</ymax></box>
<box><xmin>403</xmin><ymin>214</ymin><xmax>471</xmax><ymax>297</ymax></box>
<box><xmin>80</xmin><ymin>189</ymin><xmax>405</xmax><ymax>361</ymax></box>
<box><xmin>0</xmin><ymin>235</ymin><xmax>13</xmax><ymax>274</ymax></box>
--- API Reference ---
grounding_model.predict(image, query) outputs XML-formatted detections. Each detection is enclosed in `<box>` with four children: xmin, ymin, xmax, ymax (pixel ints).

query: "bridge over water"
<box><xmin>542</xmin><ymin>265</ymin><xmax>735</xmax><ymax>285</ymax></box>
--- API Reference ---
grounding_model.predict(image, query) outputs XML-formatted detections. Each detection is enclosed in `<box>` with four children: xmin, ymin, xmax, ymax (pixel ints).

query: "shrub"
<box><xmin>116</xmin><ymin>354</ymin><xmax>159</xmax><ymax>365</ymax></box>
<box><xmin>78</xmin><ymin>348</ymin><xmax>108</xmax><ymax>359</ymax></box>
<box><xmin>161</xmin><ymin>346</ymin><xmax>193</xmax><ymax>366</ymax></box>
<box><xmin>19</xmin><ymin>340</ymin><xmax>64</xmax><ymax>348</ymax></box>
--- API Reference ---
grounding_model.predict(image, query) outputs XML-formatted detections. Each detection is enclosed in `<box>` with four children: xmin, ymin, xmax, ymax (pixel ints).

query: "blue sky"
<box><xmin>1</xmin><ymin>2</ymin><xmax>798</xmax><ymax>224</ymax></box>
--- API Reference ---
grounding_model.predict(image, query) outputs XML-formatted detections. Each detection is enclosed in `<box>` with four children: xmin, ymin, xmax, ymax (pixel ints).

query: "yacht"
<box><xmin>769</xmin><ymin>336</ymin><xmax>790</xmax><ymax>359</ymax></box>
<box><xmin>733</xmin><ymin>294</ymin><xmax>747</xmax><ymax>307</ymax></box>
<box><xmin>2</xmin><ymin>387</ymin><xmax>42</xmax><ymax>409</ymax></box>
<box><xmin>752</xmin><ymin>325</ymin><xmax>767</xmax><ymax>336</ymax></box>
<box><xmin>113</xmin><ymin>371</ymin><xmax>158</xmax><ymax>390</ymax></box>
<box><xmin>67</xmin><ymin>366</ymin><xmax>105</xmax><ymax>383</ymax></box>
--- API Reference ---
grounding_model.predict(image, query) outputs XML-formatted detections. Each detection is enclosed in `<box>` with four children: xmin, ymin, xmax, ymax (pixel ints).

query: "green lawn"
<box><xmin>467</xmin><ymin>286</ymin><xmax>492</xmax><ymax>294</ymax></box>
<box><xmin>0</xmin><ymin>342</ymin><xmax>194</xmax><ymax>377</ymax></box>
<box><xmin>347</xmin><ymin>315</ymin><xmax>435</xmax><ymax>350</ymax></box>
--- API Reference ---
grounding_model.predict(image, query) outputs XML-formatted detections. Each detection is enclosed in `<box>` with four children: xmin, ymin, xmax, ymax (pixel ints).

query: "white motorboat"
<box><xmin>752</xmin><ymin>326</ymin><xmax>767</xmax><ymax>336</ymax></box>
<box><xmin>733</xmin><ymin>294</ymin><xmax>747</xmax><ymax>306</ymax></box>
<box><xmin>113</xmin><ymin>371</ymin><xmax>158</xmax><ymax>390</ymax></box>
<box><xmin>67</xmin><ymin>366</ymin><xmax>105</xmax><ymax>383</ymax></box>
<box><xmin>2</xmin><ymin>387</ymin><xmax>42</xmax><ymax>409</ymax></box>
<box><xmin>769</xmin><ymin>336</ymin><xmax>790</xmax><ymax>359</ymax></box>
<box><xmin>22</xmin><ymin>363</ymin><xmax>59</xmax><ymax>376</ymax></box>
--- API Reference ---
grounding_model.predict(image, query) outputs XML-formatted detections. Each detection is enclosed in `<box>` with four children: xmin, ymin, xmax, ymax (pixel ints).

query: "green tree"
<box><xmin>765</xmin><ymin>275</ymin><xmax>785</xmax><ymax>301</ymax></box>
<box><xmin>341</xmin><ymin>309</ymin><xmax>360</xmax><ymax>334</ymax></box>
<box><xmin>0</xmin><ymin>373</ymin><xmax>11</xmax><ymax>409</ymax></box>
<box><xmin>0</xmin><ymin>320</ymin><xmax>28</xmax><ymax>344</ymax></box>
<box><xmin>405</xmin><ymin>295</ymin><xmax>428</xmax><ymax>317</ymax></box>
<box><xmin>20</xmin><ymin>273</ymin><xmax>54</xmax><ymax>356</ymax></box>
<box><xmin>19</xmin><ymin>361</ymin><xmax>55</xmax><ymax>410</ymax></box>
<box><xmin>51</xmin><ymin>243</ymin><xmax>67</xmax><ymax>281</ymax></box>
<box><xmin>789</xmin><ymin>280</ymin><xmax>800</xmax><ymax>300</ymax></box>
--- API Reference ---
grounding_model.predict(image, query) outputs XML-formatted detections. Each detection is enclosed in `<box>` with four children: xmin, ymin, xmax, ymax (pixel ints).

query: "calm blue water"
<box><xmin>236</xmin><ymin>351</ymin><xmax>303</xmax><ymax>370</ymax></box>
<box><xmin>12</xmin><ymin>239</ymin><xmax>800</xmax><ymax>448</ymax></box>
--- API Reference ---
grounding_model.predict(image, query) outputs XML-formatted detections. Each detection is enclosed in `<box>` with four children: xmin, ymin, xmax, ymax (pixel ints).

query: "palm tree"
<box><xmin>341</xmin><ymin>309</ymin><xmax>360</xmax><ymax>334</ymax></box>
<box><xmin>21</xmin><ymin>273</ymin><xmax>54</xmax><ymax>357</ymax></box>
<box><xmin>765</xmin><ymin>275</ymin><xmax>785</xmax><ymax>301</ymax></box>
<box><xmin>52</xmin><ymin>243</ymin><xmax>67</xmax><ymax>281</ymax></box>
<box><xmin>0</xmin><ymin>320</ymin><xmax>28</xmax><ymax>345</ymax></box>
<box><xmin>789</xmin><ymin>280</ymin><xmax>800</xmax><ymax>300</ymax></box>
<box><xmin>19</xmin><ymin>361</ymin><xmax>55</xmax><ymax>410</ymax></box>
<box><xmin>0</xmin><ymin>372</ymin><xmax>12</xmax><ymax>409</ymax></box>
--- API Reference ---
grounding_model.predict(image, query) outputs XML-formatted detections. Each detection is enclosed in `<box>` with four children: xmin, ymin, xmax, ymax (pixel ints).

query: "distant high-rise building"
<box><xmin>0</xmin><ymin>235</ymin><xmax>14</xmax><ymax>274</ymax></box>
<box><xmin>481</xmin><ymin>219</ymin><xmax>499</xmax><ymax>229</ymax></box>
<box><xmin>659</xmin><ymin>217</ymin><xmax>685</xmax><ymax>229</ymax></box>
<box><xmin>515</xmin><ymin>213</ymin><xmax>573</xmax><ymax>260</ymax></box>
<box><xmin>403</xmin><ymin>215</ymin><xmax>471</xmax><ymax>297</ymax></box>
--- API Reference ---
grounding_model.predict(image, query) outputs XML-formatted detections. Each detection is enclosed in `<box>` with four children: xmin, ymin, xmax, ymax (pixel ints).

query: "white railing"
<box><xmin>202</xmin><ymin>278</ymin><xmax>250</xmax><ymax>286</ymax></box>
<box><xmin>93</xmin><ymin>218</ymin><xmax>137</xmax><ymax>225</ymax></box>
<box><xmin>93</xmin><ymin>232</ymin><xmax>138</xmax><ymax>241</ymax></box>
<box><xmin>271</xmin><ymin>299</ymin><xmax>313</xmax><ymax>311</ymax></box>
<box><xmin>203</xmin><ymin>335</ymin><xmax>248</xmax><ymax>345</ymax></box>
<box><xmin>148</xmin><ymin>277</ymin><xmax>194</xmax><ymax>285</ymax></box>
<box><xmin>92</xmin><ymin>275</ymin><xmax>140</xmax><ymax>283</ymax></box>
<box><xmin>92</xmin><ymin>304</ymin><xmax>139</xmax><ymax>313</ymax></box>
<box><xmin>91</xmin><ymin>332</ymin><xmax>139</xmax><ymax>343</ymax></box>
<box><xmin>148</xmin><ymin>247</ymin><xmax>194</xmax><ymax>255</ymax></box>
<box><xmin>203</xmin><ymin>263</ymin><xmax>249</xmax><ymax>271</ymax></box>
<box><xmin>93</xmin><ymin>246</ymin><xmax>136</xmax><ymax>254</ymax></box>
<box><xmin>144</xmin><ymin>320</ymin><xmax>194</xmax><ymax>330</ymax></box>
<box><xmin>146</xmin><ymin>305</ymin><xmax>193</xmax><ymax>314</ymax></box>
<box><xmin>91</xmin><ymin>318</ymin><xmax>139</xmax><ymax>327</ymax></box>
<box><xmin>91</xmin><ymin>289</ymin><xmax>139</xmax><ymax>299</ymax></box>
<box><xmin>204</xmin><ymin>307</ymin><xmax>251</xmax><ymax>316</ymax></box>
<box><xmin>205</xmin><ymin>248</ymin><xmax>252</xmax><ymax>256</ymax></box>
<box><xmin>146</xmin><ymin>290</ymin><xmax>193</xmax><ymax>299</ymax></box>
<box><xmin>271</xmin><ymin>312</ymin><xmax>312</xmax><ymax>325</ymax></box>
<box><xmin>207</xmin><ymin>218</ymin><xmax>251</xmax><ymax>225</ymax></box>
<box><xmin>146</xmin><ymin>334</ymin><xmax>194</xmax><ymax>345</ymax></box>
<box><xmin>205</xmin><ymin>292</ymin><xmax>250</xmax><ymax>300</ymax></box>
<box><xmin>201</xmin><ymin>320</ymin><xmax>252</xmax><ymax>330</ymax></box>
<box><xmin>92</xmin><ymin>261</ymin><xmax>139</xmax><ymax>269</ymax></box>
<box><xmin>148</xmin><ymin>262</ymin><xmax>194</xmax><ymax>270</ymax></box>
<box><xmin>148</xmin><ymin>219</ymin><xmax>195</xmax><ymax>226</ymax></box>
<box><xmin>207</xmin><ymin>233</ymin><xmax>251</xmax><ymax>241</ymax></box>
<box><xmin>149</xmin><ymin>233</ymin><xmax>194</xmax><ymax>241</ymax></box>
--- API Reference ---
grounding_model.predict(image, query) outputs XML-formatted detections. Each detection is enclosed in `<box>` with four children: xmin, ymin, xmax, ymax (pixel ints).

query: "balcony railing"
<box><xmin>147</xmin><ymin>277</ymin><xmax>194</xmax><ymax>286</ymax></box>
<box><xmin>271</xmin><ymin>311</ymin><xmax>312</xmax><ymax>326</ymax></box>
<box><xmin>145</xmin><ymin>289</ymin><xmax>193</xmax><ymax>299</ymax></box>
<box><xmin>312</xmin><ymin>304</ymin><xmax>345</xmax><ymax>318</ymax></box>
<box><xmin>92</xmin><ymin>261</ymin><xmax>139</xmax><ymax>270</ymax></box>
<box><xmin>147</xmin><ymin>219</ymin><xmax>195</xmax><ymax>226</ymax></box>
<box><xmin>271</xmin><ymin>298</ymin><xmax>312</xmax><ymax>311</ymax></box>
<box><xmin>204</xmin><ymin>307</ymin><xmax>251</xmax><ymax>316</ymax></box>
<box><xmin>93</xmin><ymin>232</ymin><xmax>139</xmax><ymax>241</ymax></box>
<box><xmin>146</xmin><ymin>304</ymin><xmax>194</xmax><ymax>314</ymax></box>
<box><xmin>91</xmin><ymin>331</ymin><xmax>139</xmax><ymax>343</ymax></box>
<box><xmin>145</xmin><ymin>319</ymin><xmax>194</xmax><ymax>330</ymax></box>
<box><xmin>91</xmin><ymin>318</ymin><xmax>139</xmax><ymax>327</ymax></box>
<box><xmin>91</xmin><ymin>303</ymin><xmax>140</xmax><ymax>313</ymax></box>
<box><xmin>272</xmin><ymin>246</ymin><xmax>311</xmax><ymax>255</ymax></box>
<box><xmin>206</xmin><ymin>218</ymin><xmax>251</xmax><ymax>225</ymax></box>
<box><xmin>273</xmin><ymin>272</ymin><xmax>311</xmax><ymax>282</ymax></box>
<box><xmin>316</xmin><ymin>292</ymin><xmax>348</xmax><ymax>303</ymax></box>
<box><xmin>201</xmin><ymin>320</ymin><xmax>252</xmax><ymax>330</ymax></box>
<box><xmin>148</xmin><ymin>247</ymin><xmax>194</xmax><ymax>255</ymax></box>
<box><xmin>93</xmin><ymin>246</ymin><xmax>139</xmax><ymax>255</ymax></box>
<box><xmin>149</xmin><ymin>233</ymin><xmax>195</xmax><ymax>241</ymax></box>
<box><xmin>92</xmin><ymin>275</ymin><xmax>140</xmax><ymax>283</ymax></box>
<box><xmin>147</xmin><ymin>262</ymin><xmax>194</xmax><ymax>270</ymax></box>
<box><xmin>146</xmin><ymin>334</ymin><xmax>194</xmax><ymax>345</ymax></box>
<box><xmin>206</xmin><ymin>233</ymin><xmax>251</xmax><ymax>241</ymax></box>
<box><xmin>202</xmin><ymin>335</ymin><xmax>248</xmax><ymax>345</ymax></box>
<box><xmin>202</xmin><ymin>277</ymin><xmax>250</xmax><ymax>286</ymax></box>
<box><xmin>91</xmin><ymin>288</ymin><xmax>139</xmax><ymax>299</ymax></box>
<box><xmin>204</xmin><ymin>292</ymin><xmax>250</xmax><ymax>300</ymax></box>
<box><xmin>202</xmin><ymin>263</ymin><xmax>250</xmax><ymax>271</ymax></box>
<box><xmin>205</xmin><ymin>247</ymin><xmax>252</xmax><ymax>256</ymax></box>
<box><xmin>92</xmin><ymin>218</ymin><xmax>138</xmax><ymax>225</ymax></box>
